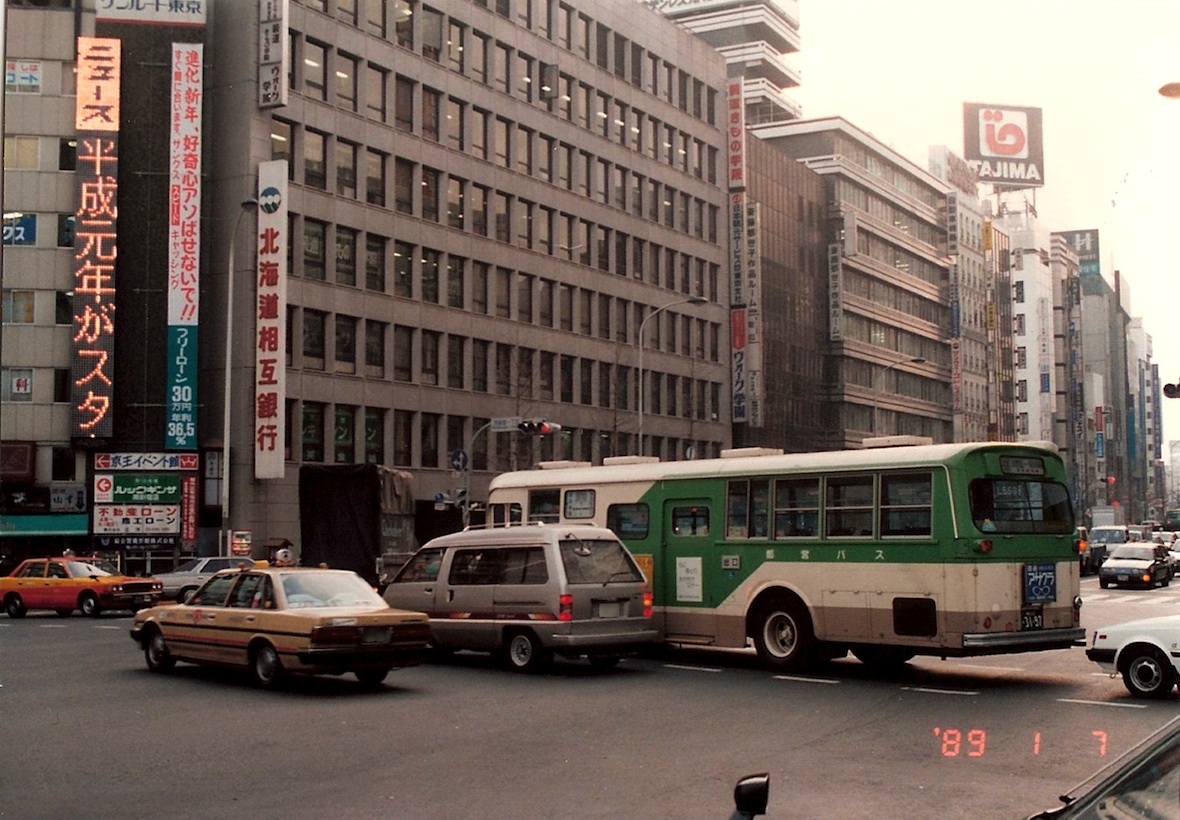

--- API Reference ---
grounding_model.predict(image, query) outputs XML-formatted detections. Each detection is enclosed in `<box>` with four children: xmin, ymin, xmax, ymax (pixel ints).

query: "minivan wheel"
<box><xmin>504</xmin><ymin>630</ymin><xmax>550</xmax><ymax>673</ymax></box>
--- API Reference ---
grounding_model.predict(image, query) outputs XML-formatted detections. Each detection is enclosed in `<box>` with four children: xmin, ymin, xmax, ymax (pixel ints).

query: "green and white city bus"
<box><xmin>485</xmin><ymin>441</ymin><xmax>1085</xmax><ymax>672</ymax></box>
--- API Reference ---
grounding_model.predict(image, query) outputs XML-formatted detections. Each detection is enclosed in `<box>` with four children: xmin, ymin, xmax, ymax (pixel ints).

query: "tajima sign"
<box><xmin>962</xmin><ymin>103</ymin><xmax>1044</xmax><ymax>188</ymax></box>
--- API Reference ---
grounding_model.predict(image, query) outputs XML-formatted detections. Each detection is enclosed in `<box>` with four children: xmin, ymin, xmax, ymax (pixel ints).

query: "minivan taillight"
<box><xmin>642</xmin><ymin>591</ymin><xmax>653</xmax><ymax>619</ymax></box>
<box><xmin>558</xmin><ymin>593</ymin><xmax>573</xmax><ymax>622</ymax></box>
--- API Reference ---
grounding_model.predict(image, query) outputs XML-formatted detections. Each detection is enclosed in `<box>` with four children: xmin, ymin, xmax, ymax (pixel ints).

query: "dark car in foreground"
<box><xmin>1028</xmin><ymin>715</ymin><xmax>1180</xmax><ymax>818</ymax></box>
<box><xmin>1097</xmin><ymin>544</ymin><xmax>1172</xmax><ymax>589</ymax></box>
<box><xmin>130</xmin><ymin>565</ymin><xmax>430</xmax><ymax>688</ymax></box>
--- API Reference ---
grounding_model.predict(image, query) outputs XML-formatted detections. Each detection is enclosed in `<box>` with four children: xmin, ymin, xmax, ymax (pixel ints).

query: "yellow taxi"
<box><xmin>1</xmin><ymin>556</ymin><xmax>162</xmax><ymax>618</ymax></box>
<box><xmin>129</xmin><ymin>565</ymin><xmax>430</xmax><ymax>688</ymax></box>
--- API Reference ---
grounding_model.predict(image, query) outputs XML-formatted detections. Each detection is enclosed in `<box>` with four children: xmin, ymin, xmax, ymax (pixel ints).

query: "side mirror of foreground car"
<box><xmin>730</xmin><ymin>772</ymin><xmax>770</xmax><ymax>819</ymax></box>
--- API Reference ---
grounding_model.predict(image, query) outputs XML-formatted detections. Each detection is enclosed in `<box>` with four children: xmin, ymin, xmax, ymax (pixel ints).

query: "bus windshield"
<box><xmin>968</xmin><ymin>479</ymin><xmax>1073</xmax><ymax>534</ymax></box>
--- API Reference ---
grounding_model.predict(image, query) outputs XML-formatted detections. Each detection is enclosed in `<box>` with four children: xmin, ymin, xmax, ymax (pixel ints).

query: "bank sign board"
<box><xmin>962</xmin><ymin>103</ymin><xmax>1044</xmax><ymax>188</ymax></box>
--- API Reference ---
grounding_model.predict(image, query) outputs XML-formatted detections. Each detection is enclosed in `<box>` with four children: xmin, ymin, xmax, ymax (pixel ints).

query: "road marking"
<box><xmin>938</xmin><ymin>662</ymin><xmax>1026</xmax><ymax>673</ymax></box>
<box><xmin>772</xmin><ymin>674</ymin><xmax>839</xmax><ymax>685</ymax></box>
<box><xmin>900</xmin><ymin>686</ymin><xmax>979</xmax><ymax>696</ymax></box>
<box><xmin>664</xmin><ymin>663</ymin><xmax>722</xmax><ymax>673</ymax></box>
<box><xmin>95</xmin><ymin>625</ymin><xmax>123</xmax><ymax>630</ymax></box>
<box><xmin>1057</xmin><ymin>698</ymin><xmax>1147</xmax><ymax>709</ymax></box>
<box><xmin>39</xmin><ymin>624</ymin><xmax>68</xmax><ymax>628</ymax></box>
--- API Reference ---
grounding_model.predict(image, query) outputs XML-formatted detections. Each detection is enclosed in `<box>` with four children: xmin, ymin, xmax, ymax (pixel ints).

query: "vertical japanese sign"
<box><xmin>827</xmin><ymin>244</ymin><xmax>844</xmax><ymax>341</ymax></box>
<box><xmin>71</xmin><ymin>38</ymin><xmax>121</xmax><ymax>440</ymax></box>
<box><xmin>167</xmin><ymin>44</ymin><xmax>203</xmax><ymax>450</ymax></box>
<box><xmin>731</xmin><ymin>309</ymin><xmax>748</xmax><ymax>424</ymax></box>
<box><xmin>259</xmin><ymin>0</ymin><xmax>290</xmax><ymax>108</ymax></box>
<box><xmin>725</xmin><ymin>79</ymin><xmax>745</xmax><ymax>189</ymax></box>
<box><xmin>254</xmin><ymin>161</ymin><xmax>288</xmax><ymax>479</ymax></box>
<box><xmin>744</xmin><ymin>203</ymin><xmax>763</xmax><ymax>428</ymax></box>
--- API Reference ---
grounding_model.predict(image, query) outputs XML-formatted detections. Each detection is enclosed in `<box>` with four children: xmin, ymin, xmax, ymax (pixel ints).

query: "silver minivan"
<box><xmin>382</xmin><ymin>525</ymin><xmax>657</xmax><ymax>672</ymax></box>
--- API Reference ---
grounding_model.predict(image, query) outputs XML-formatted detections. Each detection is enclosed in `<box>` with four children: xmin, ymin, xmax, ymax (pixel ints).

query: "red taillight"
<box><xmin>975</xmin><ymin>539</ymin><xmax>993</xmax><ymax>553</ymax></box>
<box><xmin>1074</xmin><ymin>539</ymin><xmax>1087</xmax><ymax>554</ymax></box>
<box><xmin>558</xmin><ymin>593</ymin><xmax>573</xmax><ymax>622</ymax></box>
<box><xmin>642</xmin><ymin>591</ymin><xmax>653</xmax><ymax>618</ymax></box>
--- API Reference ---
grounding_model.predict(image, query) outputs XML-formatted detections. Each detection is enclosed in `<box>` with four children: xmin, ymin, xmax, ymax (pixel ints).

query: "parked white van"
<box><xmin>382</xmin><ymin>525</ymin><xmax>657</xmax><ymax>672</ymax></box>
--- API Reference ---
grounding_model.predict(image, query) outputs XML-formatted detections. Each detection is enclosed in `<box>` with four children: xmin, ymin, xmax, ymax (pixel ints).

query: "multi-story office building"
<box><xmin>994</xmin><ymin>205</ymin><xmax>1055</xmax><ymax>441</ymax></box>
<box><xmin>983</xmin><ymin>216</ymin><xmax>1015</xmax><ymax>441</ymax></box>
<box><xmin>733</xmin><ymin>130</ymin><xmax>827</xmax><ymax>452</ymax></box>
<box><xmin>1</xmin><ymin>1</ymin><xmax>732</xmax><ymax>567</ymax></box>
<box><xmin>749</xmin><ymin>117</ymin><xmax>952</xmax><ymax>448</ymax></box>
<box><xmin>1049</xmin><ymin>233</ymin><xmax>1084</xmax><ymax>515</ymax></box>
<box><xmin>646</xmin><ymin>0</ymin><xmax>801</xmax><ymax>125</ymax></box>
<box><xmin>928</xmin><ymin>146</ymin><xmax>991</xmax><ymax>442</ymax></box>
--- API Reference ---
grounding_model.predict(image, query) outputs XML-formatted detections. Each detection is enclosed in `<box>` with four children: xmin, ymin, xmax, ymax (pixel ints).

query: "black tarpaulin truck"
<box><xmin>298</xmin><ymin>464</ymin><xmax>417</xmax><ymax>587</ymax></box>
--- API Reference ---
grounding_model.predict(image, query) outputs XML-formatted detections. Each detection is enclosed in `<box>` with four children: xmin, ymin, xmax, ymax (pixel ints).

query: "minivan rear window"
<box><xmin>559</xmin><ymin>538</ymin><xmax>643</xmax><ymax>585</ymax></box>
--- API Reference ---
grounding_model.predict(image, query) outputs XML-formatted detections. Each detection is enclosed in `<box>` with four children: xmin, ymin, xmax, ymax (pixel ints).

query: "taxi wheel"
<box><xmin>144</xmin><ymin>629</ymin><xmax>176</xmax><ymax>673</ymax></box>
<box><xmin>4</xmin><ymin>594</ymin><xmax>26</xmax><ymax>619</ymax></box>
<box><xmin>250</xmin><ymin>642</ymin><xmax>285</xmax><ymax>689</ymax></box>
<box><xmin>79</xmin><ymin>592</ymin><xmax>101</xmax><ymax>618</ymax></box>
<box><xmin>355</xmin><ymin>667</ymin><xmax>391</xmax><ymax>687</ymax></box>
<box><xmin>504</xmin><ymin>630</ymin><xmax>551</xmax><ymax>673</ymax></box>
<box><xmin>1122</xmin><ymin>646</ymin><xmax>1176</xmax><ymax>699</ymax></box>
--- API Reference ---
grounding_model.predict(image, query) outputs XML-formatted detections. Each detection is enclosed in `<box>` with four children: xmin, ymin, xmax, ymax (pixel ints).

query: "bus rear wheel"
<box><xmin>751</xmin><ymin>596</ymin><xmax>813</xmax><ymax>673</ymax></box>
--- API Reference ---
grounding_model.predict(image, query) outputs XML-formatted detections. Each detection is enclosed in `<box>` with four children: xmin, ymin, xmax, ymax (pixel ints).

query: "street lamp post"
<box><xmin>637</xmin><ymin>296</ymin><xmax>706</xmax><ymax>456</ymax></box>
<box><xmin>871</xmin><ymin>355</ymin><xmax>925</xmax><ymax>436</ymax></box>
<box><xmin>221</xmin><ymin>198</ymin><xmax>258</xmax><ymax>556</ymax></box>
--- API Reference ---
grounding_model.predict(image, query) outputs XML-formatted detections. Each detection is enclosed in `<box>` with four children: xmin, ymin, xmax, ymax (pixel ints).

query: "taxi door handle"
<box><xmin>423</xmin><ymin>587</ymin><xmax>433</xmax><ymax>595</ymax></box>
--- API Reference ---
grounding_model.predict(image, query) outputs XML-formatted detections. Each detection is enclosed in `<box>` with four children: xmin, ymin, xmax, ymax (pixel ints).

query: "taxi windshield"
<box><xmin>64</xmin><ymin>559</ymin><xmax>119</xmax><ymax>577</ymax></box>
<box><xmin>279</xmin><ymin>571</ymin><xmax>384</xmax><ymax>609</ymax></box>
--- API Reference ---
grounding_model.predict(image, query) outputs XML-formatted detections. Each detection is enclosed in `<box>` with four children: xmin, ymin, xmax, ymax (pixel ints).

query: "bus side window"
<box><xmin>879</xmin><ymin>473</ymin><xmax>933</xmax><ymax>537</ymax></box>
<box><xmin>607</xmin><ymin>503</ymin><xmax>649</xmax><ymax>540</ymax></box>
<box><xmin>774</xmin><ymin>477</ymin><xmax>820</xmax><ymax>537</ymax></box>
<box><xmin>672</xmin><ymin>506</ymin><xmax>709</xmax><ymax>536</ymax></box>
<box><xmin>727</xmin><ymin>479</ymin><xmax>769</xmax><ymax>538</ymax></box>
<box><xmin>826</xmin><ymin>475</ymin><xmax>874</xmax><ymax>537</ymax></box>
<box><xmin>528</xmin><ymin>489</ymin><xmax>560</xmax><ymax>523</ymax></box>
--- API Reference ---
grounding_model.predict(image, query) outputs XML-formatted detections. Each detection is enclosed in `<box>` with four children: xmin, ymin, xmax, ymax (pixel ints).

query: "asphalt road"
<box><xmin>2</xmin><ymin>575</ymin><xmax>1176</xmax><ymax>820</ymax></box>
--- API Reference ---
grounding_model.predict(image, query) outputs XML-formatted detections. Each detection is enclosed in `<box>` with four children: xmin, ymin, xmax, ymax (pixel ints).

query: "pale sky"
<box><xmin>793</xmin><ymin>0</ymin><xmax>1180</xmax><ymax>445</ymax></box>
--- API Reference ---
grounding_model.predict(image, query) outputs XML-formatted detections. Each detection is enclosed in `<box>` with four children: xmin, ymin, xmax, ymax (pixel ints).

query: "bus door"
<box><xmin>661</xmin><ymin>499</ymin><xmax>716</xmax><ymax>639</ymax></box>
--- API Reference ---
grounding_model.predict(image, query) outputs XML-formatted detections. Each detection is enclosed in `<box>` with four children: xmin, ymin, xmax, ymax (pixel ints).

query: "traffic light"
<box><xmin>518</xmin><ymin>419</ymin><xmax>562</xmax><ymax>434</ymax></box>
<box><xmin>1165</xmin><ymin>383</ymin><xmax>1180</xmax><ymax>399</ymax></box>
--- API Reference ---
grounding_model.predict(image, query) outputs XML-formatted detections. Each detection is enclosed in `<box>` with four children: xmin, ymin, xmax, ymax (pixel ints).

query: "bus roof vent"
<box><xmin>602</xmin><ymin>456</ymin><xmax>661</xmax><ymax>466</ymax></box>
<box><xmin>861</xmin><ymin>435</ymin><xmax>934</xmax><ymax>449</ymax></box>
<box><xmin>537</xmin><ymin>460</ymin><xmax>593</xmax><ymax>470</ymax></box>
<box><xmin>720</xmin><ymin>447</ymin><xmax>784</xmax><ymax>458</ymax></box>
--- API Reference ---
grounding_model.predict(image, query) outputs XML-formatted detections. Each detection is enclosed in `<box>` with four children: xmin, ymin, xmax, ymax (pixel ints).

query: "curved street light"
<box><xmin>221</xmin><ymin>197</ymin><xmax>258</xmax><ymax>555</ymax></box>
<box><xmin>637</xmin><ymin>295</ymin><xmax>707</xmax><ymax>456</ymax></box>
<box><xmin>871</xmin><ymin>355</ymin><xmax>926</xmax><ymax>436</ymax></box>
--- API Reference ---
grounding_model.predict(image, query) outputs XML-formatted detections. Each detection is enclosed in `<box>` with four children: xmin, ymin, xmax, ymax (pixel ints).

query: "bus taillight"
<box><xmin>642</xmin><ymin>591</ymin><xmax>653</xmax><ymax>618</ymax></box>
<box><xmin>558</xmin><ymin>594</ymin><xmax>573</xmax><ymax>622</ymax></box>
<box><xmin>1074</xmin><ymin>538</ymin><xmax>1087</xmax><ymax>554</ymax></box>
<box><xmin>975</xmin><ymin>539</ymin><xmax>994</xmax><ymax>553</ymax></box>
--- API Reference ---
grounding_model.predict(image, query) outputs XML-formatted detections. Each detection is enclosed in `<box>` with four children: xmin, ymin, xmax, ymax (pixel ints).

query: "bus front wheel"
<box><xmin>751</xmin><ymin>596</ymin><xmax>814</xmax><ymax>673</ymax></box>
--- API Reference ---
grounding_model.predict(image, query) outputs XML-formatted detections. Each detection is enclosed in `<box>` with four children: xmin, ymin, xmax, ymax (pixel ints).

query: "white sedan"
<box><xmin>1086</xmin><ymin>614</ymin><xmax>1180</xmax><ymax>698</ymax></box>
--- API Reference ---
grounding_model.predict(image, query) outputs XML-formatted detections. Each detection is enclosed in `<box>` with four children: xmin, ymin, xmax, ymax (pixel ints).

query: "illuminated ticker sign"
<box><xmin>71</xmin><ymin>37</ymin><xmax>121</xmax><ymax>440</ymax></box>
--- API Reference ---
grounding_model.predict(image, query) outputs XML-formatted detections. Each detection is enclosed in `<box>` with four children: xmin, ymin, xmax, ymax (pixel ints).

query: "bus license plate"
<box><xmin>1021</xmin><ymin>609</ymin><xmax>1043</xmax><ymax>630</ymax></box>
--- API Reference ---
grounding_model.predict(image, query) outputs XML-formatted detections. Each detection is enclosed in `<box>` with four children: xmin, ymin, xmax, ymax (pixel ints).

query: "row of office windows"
<box><xmin>272</xmin><ymin>108</ymin><xmax>720</xmax><ymax>243</ymax></box>
<box><xmin>287</xmin><ymin>213</ymin><xmax>721</xmax><ymax>343</ymax></box>
<box><xmin>297</xmin><ymin>0</ymin><xmax>719</xmax><ymax>124</ymax></box>
<box><xmin>293</xmin><ymin>400</ymin><xmax>720</xmax><ymax>470</ymax></box>
<box><xmin>291</xmin><ymin>306</ymin><xmax>722</xmax><ymax>420</ymax></box>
